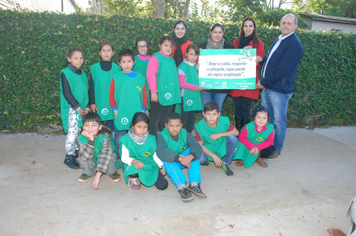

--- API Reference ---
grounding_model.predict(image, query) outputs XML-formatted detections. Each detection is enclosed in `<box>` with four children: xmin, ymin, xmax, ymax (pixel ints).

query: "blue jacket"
<box><xmin>260</xmin><ymin>33</ymin><xmax>303</xmax><ymax>94</ymax></box>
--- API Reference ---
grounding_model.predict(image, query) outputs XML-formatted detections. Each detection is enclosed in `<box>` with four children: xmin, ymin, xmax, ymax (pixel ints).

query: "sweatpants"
<box><xmin>163</xmin><ymin>160</ymin><xmax>201</xmax><ymax>187</ymax></box>
<box><xmin>65</xmin><ymin>108</ymin><xmax>80</xmax><ymax>155</ymax></box>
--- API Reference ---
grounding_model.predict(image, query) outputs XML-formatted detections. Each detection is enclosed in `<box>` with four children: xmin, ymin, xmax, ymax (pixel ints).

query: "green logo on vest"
<box><xmin>186</xmin><ymin>100</ymin><xmax>193</xmax><ymax>106</ymax></box>
<box><xmin>121</xmin><ymin>117</ymin><xmax>129</xmax><ymax>125</ymax></box>
<box><xmin>102</xmin><ymin>108</ymin><xmax>109</xmax><ymax>115</ymax></box>
<box><xmin>165</xmin><ymin>93</ymin><xmax>172</xmax><ymax>100</ymax></box>
<box><xmin>76</xmin><ymin>114</ymin><xmax>82</xmax><ymax>120</ymax></box>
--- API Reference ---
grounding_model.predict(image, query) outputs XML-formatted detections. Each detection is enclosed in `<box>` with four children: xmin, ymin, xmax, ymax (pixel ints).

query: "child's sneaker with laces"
<box><xmin>128</xmin><ymin>177</ymin><xmax>141</xmax><ymax>190</ymax></box>
<box><xmin>64</xmin><ymin>154</ymin><xmax>79</xmax><ymax>169</ymax></box>
<box><xmin>222</xmin><ymin>164</ymin><xmax>234</xmax><ymax>177</ymax></box>
<box><xmin>78</xmin><ymin>174</ymin><xmax>91</xmax><ymax>183</ymax></box>
<box><xmin>188</xmin><ymin>184</ymin><xmax>207</xmax><ymax>199</ymax></box>
<box><xmin>109</xmin><ymin>172</ymin><xmax>121</xmax><ymax>182</ymax></box>
<box><xmin>178</xmin><ymin>187</ymin><xmax>194</xmax><ymax>203</ymax></box>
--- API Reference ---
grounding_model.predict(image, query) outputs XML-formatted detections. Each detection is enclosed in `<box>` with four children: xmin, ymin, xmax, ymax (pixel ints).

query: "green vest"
<box><xmin>90</xmin><ymin>62</ymin><xmax>121</xmax><ymax>121</ymax></box>
<box><xmin>195</xmin><ymin>116</ymin><xmax>230</xmax><ymax>161</ymax></box>
<box><xmin>133</xmin><ymin>55</ymin><xmax>150</xmax><ymax>109</ymax></box>
<box><xmin>113</xmin><ymin>72</ymin><xmax>145</xmax><ymax>131</ymax></box>
<box><xmin>154</xmin><ymin>52</ymin><xmax>181</xmax><ymax>106</ymax></box>
<box><xmin>160</xmin><ymin>127</ymin><xmax>188</xmax><ymax>154</ymax></box>
<box><xmin>233</xmin><ymin>121</ymin><xmax>274</xmax><ymax>168</ymax></box>
<box><xmin>60</xmin><ymin>67</ymin><xmax>89</xmax><ymax>132</ymax></box>
<box><xmin>78</xmin><ymin>133</ymin><xmax>118</xmax><ymax>164</ymax></box>
<box><xmin>119</xmin><ymin>134</ymin><xmax>159</xmax><ymax>186</ymax></box>
<box><xmin>178</xmin><ymin>62</ymin><xmax>203</xmax><ymax>111</ymax></box>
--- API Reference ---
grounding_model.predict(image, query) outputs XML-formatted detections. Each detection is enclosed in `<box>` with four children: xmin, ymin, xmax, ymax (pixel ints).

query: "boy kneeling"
<box><xmin>195</xmin><ymin>101</ymin><xmax>239</xmax><ymax>177</ymax></box>
<box><xmin>157</xmin><ymin>112</ymin><xmax>207</xmax><ymax>202</ymax></box>
<box><xmin>78</xmin><ymin>112</ymin><xmax>121</xmax><ymax>189</ymax></box>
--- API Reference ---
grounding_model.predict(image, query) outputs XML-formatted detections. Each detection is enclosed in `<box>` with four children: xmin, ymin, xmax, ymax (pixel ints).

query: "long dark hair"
<box><xmin>131</xmin><ymin>112</ymin><xmax>149</xmax><ymax>127</ymax></box>
<box><xmin>237</xmin><ymin>17</ymin><xmax>259</xmax><ymax>48</ymax></box>
<box><xmin>66</xmin><ymin>47</ymin><xmax>84</xmax><ymax>65</ymax></box>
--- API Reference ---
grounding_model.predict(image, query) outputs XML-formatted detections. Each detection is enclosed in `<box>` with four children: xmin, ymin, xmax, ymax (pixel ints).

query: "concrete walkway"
<box><xmin>0</xmin><ymin>127</ymin><xmax>355</xmax><ymax>236</ymax></box>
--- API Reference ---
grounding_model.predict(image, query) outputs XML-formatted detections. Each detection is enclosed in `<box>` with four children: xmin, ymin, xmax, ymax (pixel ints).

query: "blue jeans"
<box><xmin>114</xmin><ymin>129</ymin><xmax>128</xmax><ymax>154</ymax></box>
<box><xmin>163</xmin><ymin>160</ymin><xmax>201</xmax><ymax>187</ymax></box>
<box><xmin>201</xmin><ymin>91</ymin><xmax>227</xmax><ymax>114</ymax></box>
<box><xmin>200</xmin><ymin>135</ymin><xmax>238</xmax><ymax>165</ymax></box>
<box><xmin>261</xmin><ymin>88</ymin><xmax>293</xmax><ymax>151</ymax></box>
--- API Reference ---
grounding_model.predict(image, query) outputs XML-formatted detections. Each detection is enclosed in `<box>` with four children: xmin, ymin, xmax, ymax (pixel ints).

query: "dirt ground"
<box><xmin>0</xmin><ymin>126</ymin><xmax>355</xmax><ymax>236</ymax></box>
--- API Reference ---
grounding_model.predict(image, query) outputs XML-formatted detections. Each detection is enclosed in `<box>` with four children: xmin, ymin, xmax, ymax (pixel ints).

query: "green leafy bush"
<box><xmin>0</xmin><ymin>10</ymin><xmax>355</xmax><ymax>132</ymax></box>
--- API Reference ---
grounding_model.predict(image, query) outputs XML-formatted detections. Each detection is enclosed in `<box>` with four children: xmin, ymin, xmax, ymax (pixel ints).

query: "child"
<box><xmin>77</xmin><ymin>112</ymin><xmax>121</xmax><ymax>190</ymax></box>
<box><xmin>120</xmin><ymin>112</ymin><xmax>168</xmax><ymax>190</ymax></box>
<box><xmin>89</xmin><ymin>41</ymin><xmax>121</xmax><ymax>132</ymax></box>
<box><xmin>157</xmin><ymin>112</ymin><xmax>206</xmax><ymax>202</ymax></box>
<box><xmin>234</xmin><ymin>105</ymin><xmax>275</xmax><ymax>168</ymax></box>
<box><xmin>133</xmin><ymin>37</ymin><xmax>151</xmax><ymax>111</ymax></box>
<box><xmin>109</xmin><ymin>49</ymin><xmax>148</xmax><ymax>152</ymax></box>
<box><xmin>60</xmin><ymin>47</ymin><xmax>89</xmax><ymax>169</ymax></box>
<box><xmin>178</xmin><ymin>44</ymin><xmax>205</xmax><ymax>134</ymax></box>
<box><xmin>195</xmin><ymin>101</ymin><xmax>239</xmax><ymax>177</ymax></box>
<box><xmin>146</xmin><ymin>34</ymin><xmax>181</xmax><ymax>136</ymax></box>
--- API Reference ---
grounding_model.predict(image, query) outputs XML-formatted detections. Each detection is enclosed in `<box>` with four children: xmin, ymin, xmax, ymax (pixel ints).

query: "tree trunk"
<box><xmin>151</xmin><ymin>0</ymin><xmax>165</xmax><ymax>18</ymax></box>
<box><xmin>183</xmin><ymin>0</ymin><xmax>190</xmax><ymax>18</ymax></box>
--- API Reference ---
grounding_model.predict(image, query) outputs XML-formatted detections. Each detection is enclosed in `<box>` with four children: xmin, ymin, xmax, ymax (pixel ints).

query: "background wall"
<box><xmin>0</xmin><ymin>11</ymin><xmax>355</xmax><ymax>132</ymax></box>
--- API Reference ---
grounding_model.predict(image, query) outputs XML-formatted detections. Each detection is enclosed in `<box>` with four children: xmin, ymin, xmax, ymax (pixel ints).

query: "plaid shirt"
<box><xmin>79</xmin><ymin>127</ymin><xmax>113</xmax><ymax>173</ymax></box>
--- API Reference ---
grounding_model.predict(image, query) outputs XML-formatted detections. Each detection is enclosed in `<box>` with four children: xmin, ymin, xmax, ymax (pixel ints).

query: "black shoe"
<box><xmin>201</xmin><ymin>161</ymin><xmax>209</xmax><ymax>166</ymax></box>
<box><xmin>270</xmin><ymin>150</ymin><xmax>281</xmax><ymax>159</ymax></box>
<box><xmin>178</xmin><ymin>188</ymin><xmax>194</xmax><ymax>202</ymax></box>
<box><xmin>222</xmin><ymin>164</ymin><xmax>234</xmax><ymax>177</ymax></box>
<box><xmin>64</xmin><ymin>154</ymin><xmax>79</xmax><ymax>169</ymax></box>
<box><xmin>188</xmin><ymin>184</ymin><xmax>207</xmax><ymax>199</ymax></box>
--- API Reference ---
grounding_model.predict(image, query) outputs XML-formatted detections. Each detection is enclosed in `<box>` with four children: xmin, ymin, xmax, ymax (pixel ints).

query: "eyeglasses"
<box><xmin>137</xmin><ymin>45</ymin><xmax>148</xmax><ymax>49</ymax></box>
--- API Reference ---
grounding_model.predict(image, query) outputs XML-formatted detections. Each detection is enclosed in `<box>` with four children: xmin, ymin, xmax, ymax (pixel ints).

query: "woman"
<box><xmin>230</xmin><ymin>17</ymin><xmax>265</xmax><ymax>130</ymax></box>
<box><xmin>200</xmin><ymin>23</ymin><xmax>234</xmax><ymax>114</ymax></box>
<box><xmin>171</xmin><ymin>19</ymin><xmax>193</xmax><ymax>66</ymax></box>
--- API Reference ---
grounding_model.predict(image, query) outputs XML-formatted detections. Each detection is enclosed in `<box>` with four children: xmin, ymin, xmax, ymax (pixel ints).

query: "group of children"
<box><xmin>59</xmin><ymin>35</ymin><xmax>276</xmax><ymax>202</ymax></box>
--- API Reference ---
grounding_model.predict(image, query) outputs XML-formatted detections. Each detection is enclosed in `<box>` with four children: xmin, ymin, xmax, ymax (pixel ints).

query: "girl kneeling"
<box><xmin>120</xmin><ymin>112</ymin><xmax>168</xmax><ymax>190</ymax></box>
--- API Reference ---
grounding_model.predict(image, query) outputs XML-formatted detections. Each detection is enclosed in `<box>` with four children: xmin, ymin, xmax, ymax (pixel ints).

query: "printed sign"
<box><xmin>199</xmin><ymin>49</ymin><xmax>256</xmax><ymax>89</ymax></box>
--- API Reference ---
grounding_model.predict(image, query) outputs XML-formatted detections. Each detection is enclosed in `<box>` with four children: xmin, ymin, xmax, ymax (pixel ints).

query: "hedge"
<box><xmin>1</xmin><ymin>10</ymin><xmax>355</xmax><ymax>132</ymax></box>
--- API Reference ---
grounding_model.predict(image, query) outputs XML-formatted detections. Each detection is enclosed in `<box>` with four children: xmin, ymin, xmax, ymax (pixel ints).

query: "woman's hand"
<box><xmin>256</xmin><ymin>56</ymin><xmax>263</xmax><ymax>64</ymax></box>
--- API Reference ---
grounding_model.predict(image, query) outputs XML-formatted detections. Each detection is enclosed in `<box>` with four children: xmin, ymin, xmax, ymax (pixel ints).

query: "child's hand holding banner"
<box><xmin>198</xmin><ymin>49</ymin><xmax>256</xmax><ymax>90</ymax></box>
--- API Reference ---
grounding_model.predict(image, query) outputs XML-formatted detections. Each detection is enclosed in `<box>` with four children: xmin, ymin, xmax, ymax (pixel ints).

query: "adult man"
<box><xmin>256</xmin><ymin>14</ymin><xmax>303</xmax><ymax>158</ymax></box>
